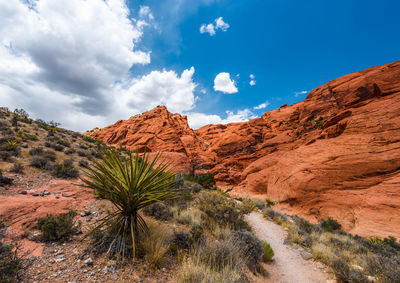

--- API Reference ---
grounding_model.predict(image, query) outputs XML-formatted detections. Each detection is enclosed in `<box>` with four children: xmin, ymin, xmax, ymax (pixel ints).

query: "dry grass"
<box><xmin>175</xmin><ymin>207</ymin><xmax>203</xmax><ymax>226</ymax></box>
<box><xmin>138</xmin><ymin>219</ymin><xmax>173</xmax><ymax>269</ymax></box>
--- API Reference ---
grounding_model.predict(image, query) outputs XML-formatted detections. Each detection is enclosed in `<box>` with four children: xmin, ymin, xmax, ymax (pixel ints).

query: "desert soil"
<box><xmin>246</xmin><ymin>212</ymin><xmax>330</xmax><ymax>283</ymax></box>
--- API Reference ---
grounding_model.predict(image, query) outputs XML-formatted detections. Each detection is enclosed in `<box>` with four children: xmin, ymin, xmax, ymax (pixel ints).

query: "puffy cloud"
<box><xmin>187</xmin><ymin>108</ymin><xmax>256</xmax><ymax>129</ymax></box>
<box><xmin>116</xmin><ymin>67</ymin><xmax>197</xmax><ymax>115</ymax></box>
<box><xmin>213</xmin><ymin>72</ymin><xmax>238</xmax><ymax>94</ymax></box>
<box><xmin>200</xmin><ymin>24</ymin><xmax>216</xmax><ymax>36</ymax></box>
<box><xmin>0</xmin><ymin>0</ymin><xmax>158</xmax><ymax>131</ymax></box>
<box><xmin>294</xmin><ymin>90</ymin><xmax>308</xmax><ymax>97</ymax></box>
<box><xmin>253</xmin><ymin>101</ymin><xmax>270</xmax><ymax>110</ymax></box>
<box><xmin>215</xmin><ymin>17</ymin><xmax>230</xmax><ymax>32</ymax></box>
<box><xmin>200</xmin><ymin>17</ymin><xmax>229</xmax><ymax>36</ymax></box>
<box><xmin>249</xmin><ymin>74</ymin><xmax>255</xmax><ymax>79</ymax></box>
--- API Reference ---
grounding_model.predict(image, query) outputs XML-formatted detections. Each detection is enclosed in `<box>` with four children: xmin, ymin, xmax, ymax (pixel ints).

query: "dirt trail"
<box><xmin>246</xmin><ymin>212</ymin><xmax>330</xmax><ymax>283</ymax></box>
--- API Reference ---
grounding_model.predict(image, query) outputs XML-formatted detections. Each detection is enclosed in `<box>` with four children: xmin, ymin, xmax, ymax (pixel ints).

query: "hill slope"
<box><xmin>88</xmin><ymin>60</ymin><xmax>400</xmax><ymax>239</ymax></box>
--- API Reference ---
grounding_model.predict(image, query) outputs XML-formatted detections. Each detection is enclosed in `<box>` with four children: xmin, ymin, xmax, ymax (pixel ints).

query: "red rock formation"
<box><xmin>88</xmin><ymin>60</ymin><xmax>400</xmax><ymax>239</ymax></box>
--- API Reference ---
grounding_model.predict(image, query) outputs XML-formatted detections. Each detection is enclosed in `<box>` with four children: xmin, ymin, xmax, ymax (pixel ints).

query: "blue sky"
<box><xmin>0</xmin><ymin>0</ymin><xmax>399</xmax><ymax>131</ymax></box>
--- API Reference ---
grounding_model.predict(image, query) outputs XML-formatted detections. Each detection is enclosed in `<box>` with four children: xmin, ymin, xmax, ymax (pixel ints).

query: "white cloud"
<box><xmin>249</xmin><ymin>74</ymin><xmax>255</xmax><ymax>79</ymax></box>
<box><xmin>214</xmin><ymin>72</ymin><xmax>238</xmax><ymax>94</ymax></box>
<box><xmin>253</xmin><ymin>101</ymin><xmax>270</xmax><ymax>110</ymax></box>
<box><xmin>250</xmin><ymin>80</ymin><xmax>256</xmax><ymax>86</ymax></box>
<box><xmin>116</xmin><ymin>67</ymin><xmax>197</xmax><ymax>115</ymax></box>
<box><xmin>215</xmin><ymin>17</ymin><xmax>229</xmax><ymax>31</ymax></box>
<box><xmin>0</xmin><ymin>0</ymin><xmax>159</xmax><ymax>131</ymax></box>
<box><xmin>139</xmin><ymin>6</ymin><xmax>154</xmax><ymax>20</ymax></box>
<box><xmin>187</xmin><ymin>108</ymin><xmax>257</xmax><ymax>129</ymax></box>
<box><xmin>200</xmin><ymin>17</ymin><xmax>229</xmax><ymax>36</ymax></box>
<box><xmin>294</xmin><ymin>90</ymin><xmax>308</xmax><ymax>97</ymax></box>
<box><xmin>200</xmin><ymin>23</ymin><xmax>216</xmax><ymax>36</ymax></box>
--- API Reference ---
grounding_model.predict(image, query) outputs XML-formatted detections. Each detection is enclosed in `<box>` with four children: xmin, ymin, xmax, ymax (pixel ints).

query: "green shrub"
<box><xmin>82</xmin><ymin>135</ymin><xmax>96</xmax><ymax>143</ymax></box>
<box><xmin>77</xmin><ymin>150</ymin><xmax>88</xmax><ymax>157</ymax></box>
<box><xmin>0</xmin><ymin>224</ymin><xmax>22</xmax><ymax>282</ymax></box>
<box><xmin>266</xmin><ymin>198</ymin><xmax>275</xmax><ymax>207</ymax></box>
<box><xmin>262</xmin><ymin>241</ymin><xmax>274</xmax><ymax>262</ymax></box>
<box><xmin>196</xmin><ymin>190</ymin><xmax>249</xmax><ymax>230</ymax></box>
<box><xmin>320</xmin><ymin>217</ymin><xmax>341</xmax><ymax>232</ymax></box>
<box><xmin>173</xmin><ymin>232</ymin><xmax>190</xmax><ymax>250</ymax></box>
<box><xmin>52</xmin><ymin>159</ymin><xmax>79</xmax><ymax>178</ymax></box>
<box><xmin>37</xmin><ymin>210</ymin><xmax>79</xmax><ymax>242</ymax></box>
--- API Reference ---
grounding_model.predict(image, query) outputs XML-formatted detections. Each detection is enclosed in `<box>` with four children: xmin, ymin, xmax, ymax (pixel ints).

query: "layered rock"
<box><xmin>88</xmin><ymin>60</ymin><xmax>400</xmax><ymax>239</ymax></box>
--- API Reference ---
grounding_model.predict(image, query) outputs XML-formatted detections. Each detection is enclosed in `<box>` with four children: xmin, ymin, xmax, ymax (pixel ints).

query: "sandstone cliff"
<box><xmin>89</xmin><ymin>60</ymin><xmax>400</xmax><ymax>239</ymax></box>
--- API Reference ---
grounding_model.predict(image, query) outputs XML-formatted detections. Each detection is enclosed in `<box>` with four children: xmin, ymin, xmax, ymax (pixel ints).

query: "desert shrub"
<box><xmin>43</xmin><ymin>150</ymin><xmax>56</xmax><ymax>162</ymax></box>
<box><xmin>175</xmin><ymin>207</ymin><xmax>203</xmax><ymax>226</ymax></box>
<box><xmin>366</xmin><ymin>254</ymin><xmax>400</xmax><ymax>283</ymax></box>
<box><xmin>189</xmin><ymin>225</ymin><xmax>204</xmax><ymax>245</ymax></box>
<box><xmin>254</xmin><ymin>200</ymin><xmax>266</xmax><ymax>210</ymax></box>
<box><xmin>0</xmin><ymin>173</ymin><xmax>13</xmax><ymax>185</ymax></box>
<box><xmin>173</xmin><ymin>232</ymin><xmax>190</xmax><ymax>250</ymax></box>
<box><xmin>331</xmin><ymin>259</ymin><xmax>369</xmax><ymax>283</ymax></box>
<box><xmin>177</xmin><ymin>236</ymin><xmax>245</xmax><ymax>283</ymax></box>
<box><xmin>0</xmin><ymin>151</ymin><xmax>12</xmax><ymax>162</ymax></box>
<box><xmin>266</xmin><ymin>198</ymin><xmax>275</xmax><ymax>207</ymax></box>
<box><xmin>9</xmin><ymin>163</ymin><xmax>24</xmax><ymax>174</ymax></box>
<box><xmin>240</xmin><ymin>199</ymin><xmax>256</xmax><ymax>214</ymax></box>
<box><xmin>142</xmin><ymin>202</ymin><xmax>172</xmax><ymax>221</ymax></box>
<box><xmin>181</xmin><ymin>181</ymin><xmax>203</xmax><ymax>194</ymax></box>
<box><xmin>82</xmin><ymin>150</ymin><xmax>181</xmax><ymax>261</ymax></box>
<box><xmin>184</xmin><ymin>173</ymin><xmax>216</xmax><ymax>190</ymax></box>
<box><xmin>52</xmin><ymin>159</ymin><xmax>79</xmax><ymax>178</ymax></box>
<box><xmin>0</xmin><ymin>223</ymin><xmax>22</xmax><ymax>282</ymax></box>
<box><xmin>82</xmin><ymin>135</ymin><xmax>96</xmax><ymax>143</ymax></box>
<box><xmin>233</xmin><ymin>230</ymin><xmax>264</xmax><ymax>273</ymax></box>
<box><xmin>0</xmin><ymin>140</ymin><xmax>20</xmax><ymax>156</ymax></box>
<box><xmin>44</xmin><ymin>142</ymin><xmax>51</xmax><ymax>148</ymax></box>
<box><xmin>30</xmin><ymin>156</ymin><xmax>54</xmax><ymax>170</ymax></box>
<box><xmin>57</xmin><ymin>140</ymin><xmax>70</xmax><ymax>147</ymax></box>
<box><xmin>37</xmin><ymin>210</ymin><xmax>79</xmax><ymax>242</ymax></box>
<box><xmin>77</xmin><ymin>150</ymin><xmax>88</xmax><ymax>157</ymax></box>
<box><xmin>137</xmin><ymin>219</ymin><xmax>173</xmax><ymax>268</ymax></box>
<box><xmin>78</xmin><ymin>160</ymin><xmax>89</xmax><ymax>167</ymax></box>
<box><xmin>262</xmin><ymin>241</ymin><xmax>274</xmax><ymax>262</ymax></box>
<box><xmin>0</xmin><ymin>119</ymin><xmax>8</xmax><ymax>130</ymax></box>
<box><xmin>29</xmin><ymin>147</ymin><xmax>44</xmax><ymax>156</ymax></box>
<box><xmin>51</xmin><ymin>143</ymin><xmax>64</xmax><ymax>152</ymax></box>
<box><xmin>320</xmin><ymin>217</ymin><xmax>341</xmax><ymax>232</ymax></box>
<box><xmin>196</xmin><ymin>190</ymin><xmax>249</xmax><ymax>230</ymax></box>
<box><xmin>65</xmin><ymin>148</ymin><xmax>76</xmax><ymax>155</ymax></box>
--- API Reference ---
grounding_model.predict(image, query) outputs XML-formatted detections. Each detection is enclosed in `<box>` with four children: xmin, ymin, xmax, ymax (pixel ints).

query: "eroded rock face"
<box><xmin>89</xmin><ymin>60</ymin><xmax>400</xmax><ymax>239</ymax></box>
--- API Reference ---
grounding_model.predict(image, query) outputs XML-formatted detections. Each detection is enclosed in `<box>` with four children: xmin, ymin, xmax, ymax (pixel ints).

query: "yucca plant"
<box><xmin>81</xmin><ymin>149</ymin><xmax>181</xmax><ymax>261</ymax></box>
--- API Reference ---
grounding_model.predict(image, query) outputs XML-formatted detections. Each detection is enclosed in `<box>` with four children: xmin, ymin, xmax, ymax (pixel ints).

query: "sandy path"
<box><xmin>246</xmin><ymin>212</ymin><xmax>330</xmax><ymax>283</ymax></box>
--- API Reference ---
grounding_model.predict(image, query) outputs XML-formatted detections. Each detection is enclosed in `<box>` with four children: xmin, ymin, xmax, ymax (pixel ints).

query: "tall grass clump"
<box><xmin>81</xmin><ymin>149</ymin><xmax>182</xmax><ymax>261</ymax></box>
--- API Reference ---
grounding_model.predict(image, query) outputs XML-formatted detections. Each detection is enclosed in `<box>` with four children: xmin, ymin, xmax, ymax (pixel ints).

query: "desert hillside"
<box><xmin>88</xmin><ymin>60</ymin><xmax>400</xmax><ymax>239</ymax></box>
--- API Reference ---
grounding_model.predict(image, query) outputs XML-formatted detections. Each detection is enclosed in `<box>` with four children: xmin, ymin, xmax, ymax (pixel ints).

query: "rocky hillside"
<box><xmin>88</xmin><ymin>60</ymin><xmax>400</xmax><ymax>239</ymax></box>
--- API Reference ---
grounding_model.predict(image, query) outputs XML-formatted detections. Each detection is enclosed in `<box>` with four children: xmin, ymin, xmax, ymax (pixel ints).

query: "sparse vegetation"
<box><xmin>0</xmin><ymin>221</ymin><xmax>22</xmax><ymax>283</ymax></box>
<box><xmin>263</xmin><ymin>208</ymin><xmax>400</xmax><ymax>282</ymax></box>
<box><xmin>10</xmin><ymin>163</ymin><xmax>24</xmax><ymax>174</ymax></box>
<box><xmin>52</xmin><ymin>159</ymin><xmax>79</xmax><ymax>178</ymax></box>
<box><xmin>262</xmin><ymin>241</ymin><xmax>274</xmax><ymax>262</ymax></box>
<box><xmin>37</xmin><ymin>210</ymin><xmax>79</xmax><ymax>242</ymax></box>
<box><xmin>184</xmin><ymin>173</ymin><xmax>216</xmax><ymax>190</ymax></box>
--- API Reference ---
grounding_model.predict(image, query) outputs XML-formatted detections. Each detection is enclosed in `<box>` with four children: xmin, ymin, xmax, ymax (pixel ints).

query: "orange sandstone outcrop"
<box><xmin>89</xmin><ymin>60</ymin><xmax>400</xmax><ymax>239</ymax></box>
